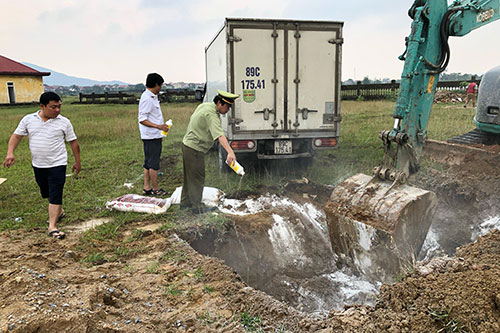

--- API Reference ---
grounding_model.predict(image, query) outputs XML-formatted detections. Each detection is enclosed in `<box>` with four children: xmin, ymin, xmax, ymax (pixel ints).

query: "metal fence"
<box><xmin>341</xmin><ymin>79</ymin><xmax>481</xmax><ymax>100</ymax></box>
<box><xmin>76</xmin><ymin>92</ymin><xmax>137</xmax><ymax>104</ymax></box>
<box><xmin>75</xmin><ymin>89</ymin><xmax>205</xmax><ymax>104</ymax></box>
<box><xmin>74</xmin><ymin>80</ymin><xmax>480</xmax><ymax>104</ymax></box>
<box><xmin>159</xmin><ymin>89</ymin><xmax>204</xmax><ymax>103</ymax></box>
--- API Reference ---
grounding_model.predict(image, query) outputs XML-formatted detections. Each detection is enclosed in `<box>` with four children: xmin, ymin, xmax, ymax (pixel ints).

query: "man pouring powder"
<box><xmin>181</xmin><ymin>90</ymin><xmax>239</xmax><ymax>214</ymax></box>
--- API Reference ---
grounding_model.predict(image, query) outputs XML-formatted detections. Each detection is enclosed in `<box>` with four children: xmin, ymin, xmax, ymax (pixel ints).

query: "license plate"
<box><xmin>274</xmin><ymin>140</ymin><xmax>292</xmax><ymax>154</ymax></box>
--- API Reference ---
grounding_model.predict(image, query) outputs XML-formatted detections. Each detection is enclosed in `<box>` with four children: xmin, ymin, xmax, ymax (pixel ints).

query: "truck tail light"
<box><xmin>314</xmin><ymin>138</ymin><xmax>337</xmax><ymax>148</ymax></box>
<box><xmin>230</xmin><ymin>140</ymin><xmax>255</xmax><ymax>150</ymax></box>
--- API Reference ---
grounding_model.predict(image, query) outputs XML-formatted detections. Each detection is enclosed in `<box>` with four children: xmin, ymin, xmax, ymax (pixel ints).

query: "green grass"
<box><xmin>203</xmin><ymin>285</ymin><xmax>215</xmax><ymax>293</ymax></box>
<box><xmin>0</xmin><ymin>101</ymin><xmax>194</xmax><ymax>230</ymax></box>
<box><xmin>161</xmin><ymin>246</ymin><xmax>190</xmax><ymax>263</ymax></box>
<box><xmin>81</xmin><ymin>252</ymin><xmax>106</xmax><ymax>266</ymax></box>
<box><xmin>193</xmin><ymin>266</ymin><xmax>204</xmax><ymax>280</ymax></box>
<box><xmin>199</xmin><ymin>311</ymin><xmax>216</xmax><ymax>325</ymax></box>
<box><xmin>0</xmin><ymin>99</ymin><xmax>476</xmax><ymax>231</ymax></box>
<box><xmin>428</xmin><ymin>308</ymin><xmax>468</xmax><ymax>333</ymax></box>
<box><xmin>145</xmin><ymin>262</ymin><xmax>160</xmax><ymax>274</ymax></box>
<box><xmin>163</xmin><ymin>283</ymin><xmax>183</xmax><ymax>296</ymax></box>
<box><xmin>239</xmin><ymin>311</ymin><xmax>263</xmax><ymax>332</ymax></box>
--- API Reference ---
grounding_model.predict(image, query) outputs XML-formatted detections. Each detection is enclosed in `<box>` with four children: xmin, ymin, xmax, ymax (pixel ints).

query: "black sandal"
<box><xmin>151</xmin><ymin>188</ymin><xmax>168</xmax><ymax>196</ymax></box>
<box><xmin>142</xmin><ymin>188</ymin><xmax>153</xmax><ymax>195</ymax></box>
<box><xmin>48</xmin><ymin>229</ymin><xmax>66</xmax><ymax>240</ymax></box>
<box><xmin>57</xmin><ymin>212</ymin><xmax>66</xmax><ymax>222</ymax></box>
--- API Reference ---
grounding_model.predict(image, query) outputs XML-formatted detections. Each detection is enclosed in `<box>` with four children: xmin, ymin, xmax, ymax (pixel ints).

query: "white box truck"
<box><xmin>204</xmin><ymin>18</ymin><xmax>343</xmax><ymax>169</ymax></box>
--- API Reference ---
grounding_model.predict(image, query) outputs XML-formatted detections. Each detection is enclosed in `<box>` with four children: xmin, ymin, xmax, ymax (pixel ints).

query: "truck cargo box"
<box><xmin>205</xmin><ymin>18</ymin><xmax>343</xmax><ymax>167</ymax></box>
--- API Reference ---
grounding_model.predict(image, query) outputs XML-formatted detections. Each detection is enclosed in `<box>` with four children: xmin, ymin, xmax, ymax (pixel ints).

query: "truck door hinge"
<box><xmin>254</xmin><ymin>108</ymin><xmax>275</xmax><ymax>121</ymax></box>
<box><xmin>298</xmin><ymin>108</ymin><xmax>318</xmax><ymax>120</ymax></box>
<box><xmin>328</xmin><ymin>38</ymin><xmax>344</xmax><ymax>45</ymax></box>
<box><xmin>323</xmin><ymin>114</ymin><xmax>342</xmax><ymax>124</ymax></box>
<box><xmin>228</xmin><ymin>35</ymin><xmax>242</xmax><ymax>43</ymax></box>
<box><xmin>228</xmin><ymin>118</ymin><xmax>243</xmax><ymax>125</ymax></box>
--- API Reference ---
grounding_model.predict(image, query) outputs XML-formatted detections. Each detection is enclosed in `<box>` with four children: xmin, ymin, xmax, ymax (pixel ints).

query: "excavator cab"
<box><xmin>448</xmin><ymin>65</ymin><xmax>500</xmax><ymax>145</ymax></box>
<box><xmin>475</xmin><ymin>66</ymin><xmax>500</xmax><ymax>136</ymax></box>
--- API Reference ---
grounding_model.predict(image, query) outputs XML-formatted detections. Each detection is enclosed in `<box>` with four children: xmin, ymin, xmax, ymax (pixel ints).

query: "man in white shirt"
<box><xmin>138</xmin><ymin>73</ymin><xmax>169</xmax><ymax>196</ymax></box>
<box><xmin>3</xmin><ymin>92</ymin><xmax>81</xmax><ymax>240</ymax></box>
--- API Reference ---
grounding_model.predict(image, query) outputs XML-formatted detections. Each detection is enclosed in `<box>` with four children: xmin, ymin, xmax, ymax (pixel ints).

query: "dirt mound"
<box><xmin>434</xmin><ymin>90</ymin><xmax>465</xmax><ymax>104</ymax></box>
<box><xmin>327</xmin><ymin>230</ymin><xmax>500</xmax><ymax>332</ymax></box>
<box><xmin>418</xmin><ymin>141</ymin><xmax>500</xmax><ymax>256</ymax></box>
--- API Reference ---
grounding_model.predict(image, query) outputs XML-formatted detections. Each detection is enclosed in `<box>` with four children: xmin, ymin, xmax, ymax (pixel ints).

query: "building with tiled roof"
<box><xmin>0</xmin><ymin>55</ymin><xmax>50</xmax><ymax>104</ymax></box>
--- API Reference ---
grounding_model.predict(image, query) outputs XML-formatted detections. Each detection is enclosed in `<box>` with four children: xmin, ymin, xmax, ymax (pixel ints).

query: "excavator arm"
<box><xmin>379</xmin><ymin>0</ymin><xmax>500</xmax><ymax>183</ymax></box>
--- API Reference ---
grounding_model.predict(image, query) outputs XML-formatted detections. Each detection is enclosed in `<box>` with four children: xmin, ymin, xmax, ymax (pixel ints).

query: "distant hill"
<box><xmin>22</xmin><ymin>62</ymin><xmax>130</xmax><ymax>87</ymax></box>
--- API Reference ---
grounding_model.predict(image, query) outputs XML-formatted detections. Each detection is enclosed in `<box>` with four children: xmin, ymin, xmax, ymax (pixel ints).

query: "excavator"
<box><xmin>325</xmin><ymin>0</ymin><xmax>500</xmax><ymax>282</ymax></box>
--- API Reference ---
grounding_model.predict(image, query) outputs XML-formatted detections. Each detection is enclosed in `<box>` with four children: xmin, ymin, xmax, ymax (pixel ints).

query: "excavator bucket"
<box><xmin>325</xmin><ymin>173</ymin><xmax>438</xmax><ymax>283</ymax></box>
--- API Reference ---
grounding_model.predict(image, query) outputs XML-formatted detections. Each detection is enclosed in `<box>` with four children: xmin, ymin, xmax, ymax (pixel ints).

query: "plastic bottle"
<box><xmin>227</xmin><ymin>160</ymin><xmax>245</xmax><ymax>176</ymax></box>
<box><xmin>161</xmin><ymin>119</ymin><xmax>173</xmax><ymax>137</ymax></box>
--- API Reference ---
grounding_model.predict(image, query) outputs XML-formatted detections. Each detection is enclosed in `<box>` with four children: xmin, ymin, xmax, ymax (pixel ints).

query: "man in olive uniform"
<box><xmin>181</xmin><ymin>90</ymin><xmax>238</xmax><ymax>214</ymax></box>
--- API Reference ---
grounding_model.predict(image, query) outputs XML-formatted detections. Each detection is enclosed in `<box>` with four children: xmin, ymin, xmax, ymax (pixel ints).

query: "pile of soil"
<box><xmin>419</xmin><ymin>141</ymin><xmax>500</xmax><ymax>256</ymax></box>
<box><xmin>434</xmin><ymin>90</ymin><xmax>465</xmax><ymax>104</ymax></box>
<box><xmin>328</xmin><ymin>230</ymin><xmax>500</xmax><ymax>332</ymax></box>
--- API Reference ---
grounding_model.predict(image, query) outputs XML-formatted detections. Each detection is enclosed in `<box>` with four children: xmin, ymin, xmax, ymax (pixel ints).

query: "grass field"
<box><xmin>0</xmin><ymin>99</ymin><xmax>476</xmax><ymax>232</ymax></box>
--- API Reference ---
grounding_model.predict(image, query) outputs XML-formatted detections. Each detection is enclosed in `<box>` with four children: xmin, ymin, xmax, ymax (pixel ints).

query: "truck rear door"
<box><xmin>228</xmin><ymin>20</ymin><xmax>342</xmax><ymax>137</ymax></box>
<box><xmin>230</xmin><ymin>22</ymin><xmax>285</xmax><ymax>133</ymax></box>
<box><xmin>287</xmin><ymin>26</ymin><xmax>341</xmax><ymax>133</ymax></box>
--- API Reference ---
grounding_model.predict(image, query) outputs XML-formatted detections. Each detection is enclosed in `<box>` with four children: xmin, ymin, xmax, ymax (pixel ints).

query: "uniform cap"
<box><xmin>217</xmin><ymin>90</ymin><xmax>239</xmax><ymax>105</ymax></box>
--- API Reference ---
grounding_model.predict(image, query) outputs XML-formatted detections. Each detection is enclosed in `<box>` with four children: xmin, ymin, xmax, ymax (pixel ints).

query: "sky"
<box><xmin>1</xmin><ymin>0</ymin><xmax>500</xmax><ymax>84</ymax></box>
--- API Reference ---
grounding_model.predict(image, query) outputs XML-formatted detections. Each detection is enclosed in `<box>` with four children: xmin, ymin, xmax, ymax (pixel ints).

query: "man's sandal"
<box><xmin>142</xmin><ymin>188</ymin><xmax>153</xmax><ymax>195</ymax></box>
<box><xmin>48</xmin><ymin>229</ymin><xmax>66</xmax><ymax>240</ymax></box>
<box><xmin>151</xmin><ymin>188</ymin><xmax>168</xmax><ymax>196</ymax></box>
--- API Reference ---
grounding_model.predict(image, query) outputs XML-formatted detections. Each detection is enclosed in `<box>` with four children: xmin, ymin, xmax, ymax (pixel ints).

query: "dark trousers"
<box><xmin>181</xmin><ymin>143</ymin><xmax>205</xmax><ymax>209</ymax></box>
<box><xmin>33</xmin><ymin>165</ymin><xmax>67</xmax><ymax>205</ymax></box>
<box><xmin>142</xmin><ymin>138</ymin><xmax>162</xmax><ymax>170</ymax></box>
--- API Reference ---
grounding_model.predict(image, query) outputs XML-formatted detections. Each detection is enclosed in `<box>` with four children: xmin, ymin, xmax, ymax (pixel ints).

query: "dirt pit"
<box><xmin>180</xmin><ymin>153</ymin><xmax>500</xmax><ymax>318</ymax></box>
<box><xmin>181</xmin><ymin>182</ymin><xmax>380</xmax><ymax>314</ymax></box>
<box><xmin>1</xmin><ymin>143</ymin><xmax>500</xmax><ymax>332</ymax></box>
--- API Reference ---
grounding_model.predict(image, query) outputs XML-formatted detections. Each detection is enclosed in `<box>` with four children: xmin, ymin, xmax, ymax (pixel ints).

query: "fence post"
<box><xmin>119</xmin><ymin>91</ymin><xmax>123</xmax><ymax>104</ymax></box>
<box><xmin>356</xmin><ymin>81</ymin><xmax>362</xmax><ymax>98</ymax></box>
<box><xmin>79</xmin><ymin>93</ymin><xmax>82</xmax><ymax>103</ymax></box>
<box><xmin>91</xmin><ymin>93</ymin><xmax>96</xmax><ymax>104</ymax></box>
<box><xmin>105</xmin><ymin>92</ymin><xmax>109</xmax><ymax>103</ymax></box>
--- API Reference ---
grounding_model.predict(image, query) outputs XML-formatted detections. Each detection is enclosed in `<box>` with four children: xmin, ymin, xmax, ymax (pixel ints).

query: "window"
<box><xmin>7</xmin><ymin>82</ymin><xmax>15</xmax><ymax>104</ymax></box>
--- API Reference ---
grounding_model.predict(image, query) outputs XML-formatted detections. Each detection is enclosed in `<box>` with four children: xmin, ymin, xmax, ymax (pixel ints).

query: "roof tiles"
<box><xmin>0</xmin><ymin>55</ymin><xmax>50</xmax><ymax>76</ymax></box>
